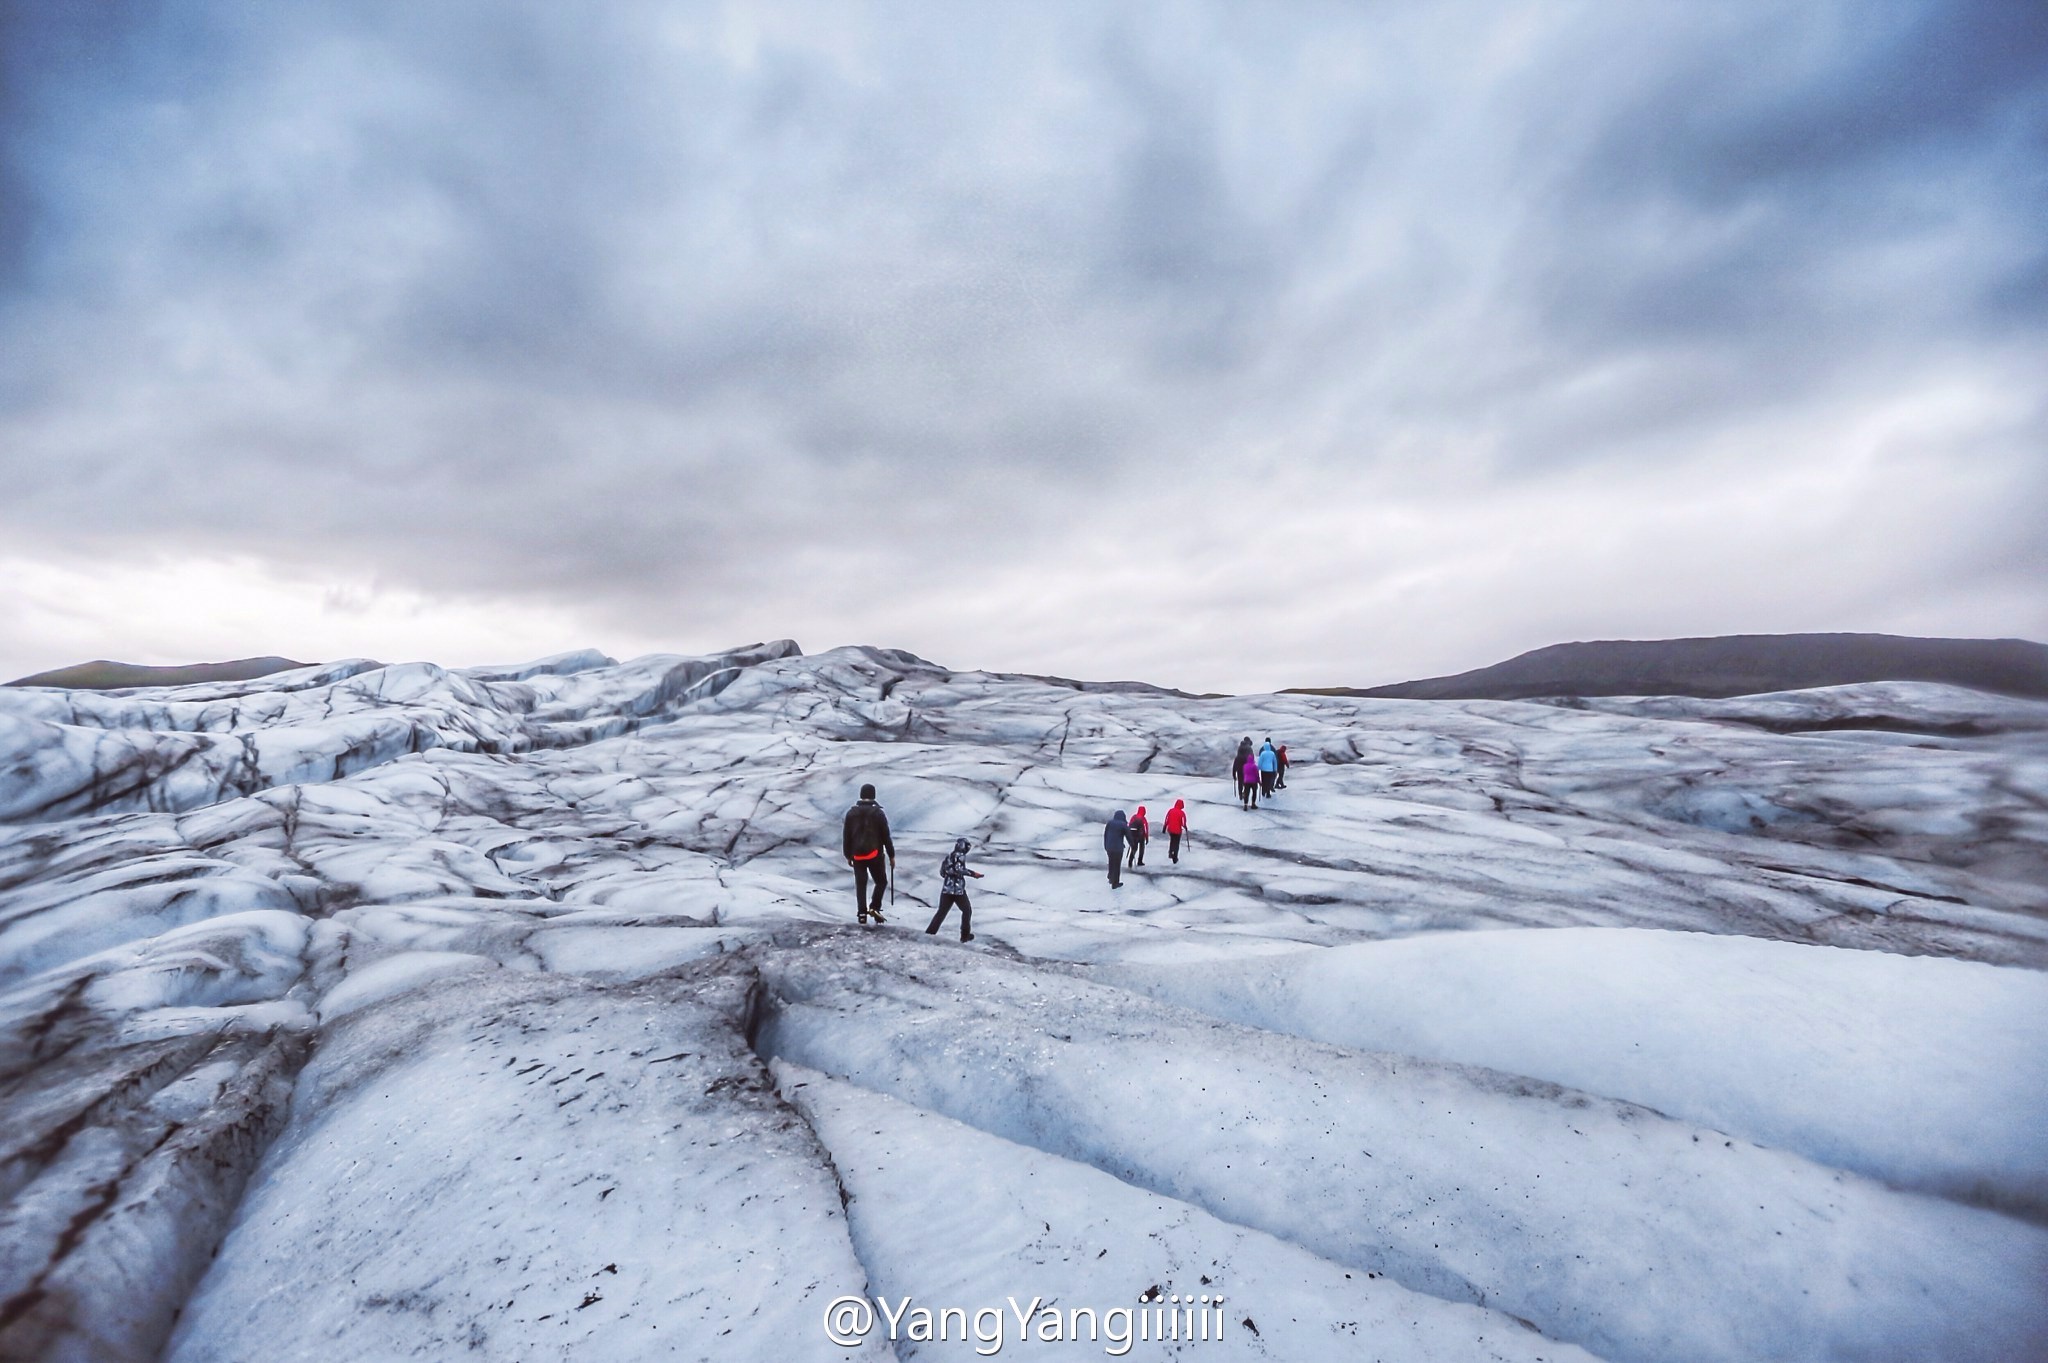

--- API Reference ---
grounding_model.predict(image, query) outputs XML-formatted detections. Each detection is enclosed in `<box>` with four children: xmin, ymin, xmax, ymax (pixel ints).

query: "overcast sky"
<box><xmin>1</xmin><ymin>2</ymin><xmax>2042</xmax><ymax>693</ymax></box>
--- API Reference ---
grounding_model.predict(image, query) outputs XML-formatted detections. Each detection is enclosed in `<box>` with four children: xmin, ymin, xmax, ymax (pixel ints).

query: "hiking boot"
<box><xmin>869</xmin><ymin>908</ymin><xmax>886</xmax><ymax>924</ymax></box>
<box><xmin>858</xmin><ymin>911</ymin><xmax>869</xmax><ymax>924</ymax></box>
<box><xmin>961</xmin><ymin>932</ymin><xmax>974</xmax><ymax>942</ymax></box>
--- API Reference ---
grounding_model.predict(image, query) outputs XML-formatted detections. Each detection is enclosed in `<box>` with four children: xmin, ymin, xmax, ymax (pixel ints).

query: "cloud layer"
<box><xmin>2</xmin><ymin>1</ymin><xmax>2043</xmax><ymax>692</ymax></box>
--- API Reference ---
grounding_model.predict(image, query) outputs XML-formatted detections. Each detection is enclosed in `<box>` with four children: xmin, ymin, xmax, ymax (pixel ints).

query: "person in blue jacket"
<box><xmin>1257</xmin><ymin>739</ymin><xmax>1280</xmax><ymax>799</ymax></box>
<box><xmin>1103</xmin><ymin>810</ymin><xmax>1128</xmax><ymax>888</ymax></box>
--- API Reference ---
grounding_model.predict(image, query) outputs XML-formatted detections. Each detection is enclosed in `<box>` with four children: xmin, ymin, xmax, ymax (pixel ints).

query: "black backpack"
<box><xmin>845</xmin><ymin>802</ymin><xmax>888</xmax><ymax>858</ymax></box>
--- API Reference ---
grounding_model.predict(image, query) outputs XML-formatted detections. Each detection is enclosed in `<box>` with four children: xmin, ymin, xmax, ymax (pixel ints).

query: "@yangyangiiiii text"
<box><xmin>822</xmin><ymin>1290</ymin><xmax>1232</xmax><ymax>1355</ymax></box>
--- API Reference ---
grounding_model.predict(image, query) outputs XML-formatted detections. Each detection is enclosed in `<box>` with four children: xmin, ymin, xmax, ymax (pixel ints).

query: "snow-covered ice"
<box><xmin>774</xmin><ymin>1058</ymin><xmax>1603</xmax><ymax>1362</ymax></box>
<box><xmin>165</xmin><ymin>966</ymin><xmax>885</xmax><ymax>1363</ymax></box>
<box><xmin>1107</xmin><ymin>927</ymin><xmax>2048</xmax><ymax>1218</ymax></box>
<box><xmin>754</xmin><ymin>932</ymin><xmax>2047</xmax><ymax>1363</ymax></box>
<box><xmin>1</xmin><ymin>642</ymin><xmax>2044</xmax><ymax>1360</ymax></box>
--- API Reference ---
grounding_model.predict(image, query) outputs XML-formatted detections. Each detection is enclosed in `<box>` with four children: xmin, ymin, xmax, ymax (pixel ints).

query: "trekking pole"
<box><xmin>890</xmin><ymin>855</ymin><xmax>896</xmax><ymax>907</ymax></box>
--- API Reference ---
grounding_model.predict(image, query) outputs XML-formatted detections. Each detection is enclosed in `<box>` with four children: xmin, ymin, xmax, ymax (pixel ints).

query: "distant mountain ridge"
<box><xmin>14</xmin><ymin>633</ymin><xmax>2048</xmax><ymax>701</ymax></box>
<box><xmin>5</xmin><ymin>656</ymin><xmax>309</xmax><ymax>690</ymax></box>
<box><xmin>1298</xmin><ymin>633</ymin><xmax>2048</xmax><ymax>702</ymax></box>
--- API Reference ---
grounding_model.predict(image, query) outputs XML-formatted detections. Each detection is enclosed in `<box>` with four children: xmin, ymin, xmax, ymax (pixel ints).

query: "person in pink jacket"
<box><xmin>1239</xmin><ymin>752</ymin><xmax>1261</xmax><ymax>810</ymax></box>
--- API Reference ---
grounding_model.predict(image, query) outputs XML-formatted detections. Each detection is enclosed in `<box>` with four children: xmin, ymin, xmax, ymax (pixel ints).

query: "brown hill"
<box><xmin>1295</xmin><ymin>633</ymin><xmax>2048</xmax><ymax>702</ymax></box>
<box><xmin>6</xmin><ymin>656</ymin><xmax>310</xmax><ymax>690</ymax></box>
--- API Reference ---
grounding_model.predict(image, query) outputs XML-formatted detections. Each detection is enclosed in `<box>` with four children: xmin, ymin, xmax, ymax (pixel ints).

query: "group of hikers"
<box><xmin>1234</xmin><ymin>735</ymin><xmax>1288</xmax><ymax>809</ymax></box>
<box><xmin>1100</xmin><ymin>799</ymin><xmax>1189</xmax><ymax>889</ymax></box>
<box><xmin>838</xmin><ymin>734</ymin><xmax>1292</xmax><ymax>938</ymax></box>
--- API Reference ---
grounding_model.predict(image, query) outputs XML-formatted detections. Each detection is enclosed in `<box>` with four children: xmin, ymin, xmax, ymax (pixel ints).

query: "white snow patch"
<box><xmin>776</xmin><ymin>1059</ymin><xmax>1600</xmax><ymax>1361</ymax></box>
<box><xmin>526</xmin><ymin>926</ymin><xmax>735</xmax><ymax>977</ymax></box>
<box><xmin>1108</xmin><ymin>927</ymin><xmax>2048</xmax><ymax>1216</ymax></box>
<box><xmin>756</xmin><ymin>935</ymin><xmax>2048</xmax><ymax>1363</ymax></box>
<box><xmin>318</xmin><ymin>950</ymin><xmax>497</xmax><ymax>1022</ymax></box>
<box><xmin>168</xmin><ymin>970</ymin><xmax>886</xmax><ymax>1362</ymax></box>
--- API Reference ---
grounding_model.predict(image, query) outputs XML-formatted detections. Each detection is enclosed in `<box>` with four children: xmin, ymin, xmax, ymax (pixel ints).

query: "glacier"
<box><xmin>0</xmin><ymin>641</ymin><xmax>2043</xmax><ymax>1361</ymax></box>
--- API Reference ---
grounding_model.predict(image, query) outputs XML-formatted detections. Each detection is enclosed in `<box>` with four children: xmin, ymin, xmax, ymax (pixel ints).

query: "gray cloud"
<box><xmin>0</xmin><ymin>0</ymin><xmax>2042</xmax><ymax>689</ymax></box>
<box><xmin>1594</xmin><ymin>4</ymin><xmax>2048</xmax><ymax>203</ymax></box>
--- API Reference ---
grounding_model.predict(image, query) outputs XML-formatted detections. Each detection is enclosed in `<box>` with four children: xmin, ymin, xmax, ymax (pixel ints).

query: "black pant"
<box><xmin>1260</xmin><ymin>770</ymin><xmax>1276</xmax><ymax>797</ymax></box>
<box><xmin>1276</xmin><ymin>764</ymin><xmax>1286</xmax><ymax>788</ymax></box>
<box><xmin>1126</xmin><ymin>836</ymin><xmax>1145</xmax><ymax>867</ymax></box>
<box><xmin>853</xmin><ymin>857</ymin><xmax>887</xmax><ymax>915</ymax></box>
<box><xmin>1168</xmin><ymin>831</ymin><xmax>1182</xmax><ymax>862</ymax></box>
<box><xmin>1106</xmin><ymin>847</ymin><xmax>1122</xmax><ymax>887</ymax></box>
<box><xmin>1241</xmin><ymin>782</ymin><xmax>1257</xmax><ymax>809</ymax></box>
<box><xmin>926</xmin><ymin>892</ymin><xmax>972</xmax><ymax>937</ymax></box>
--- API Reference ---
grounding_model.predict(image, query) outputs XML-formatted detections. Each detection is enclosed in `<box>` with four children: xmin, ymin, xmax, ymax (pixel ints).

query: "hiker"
<box><xmin>1164</xmin><ymin>799</ymin><xmax>1188</xmax><ymax>862</ymax></box>
<box><xmin>925</xmin><ymin>837</ymin><xmax>983</xmax><ymax>942</ymax></box>
<box><xmin>1233</xmin><ymin>737</ymin><xmax>1254</xmax><ymax>800</ymax></box>
<box><xmin>1239</xmin><ymin>751</ymin><xmax>1260</xmax><ymax>809</ymax></box>
<box><xmin>1258</xmin><ymin>739</ymin><xmax>1279</xmax><ymax>798</ymax></box>
<box><xmin>1126</xmin><ymin>805</ymin><xmax>1150</xmax><ymax>868</ymax></box>
<box><xmin>1275</xmin><ymin>743</ymin><xmax>1289</xmax><ymax>789</ymax></box>
<box><xmin>1104</xmin><ymin>810</ymin><xmax>1129</xmax><ymax>887</ymax></box>
<box><xmin>842</xmin><ymin>783</ymin><xmax>895</xmax><ymax>924</ymax></box>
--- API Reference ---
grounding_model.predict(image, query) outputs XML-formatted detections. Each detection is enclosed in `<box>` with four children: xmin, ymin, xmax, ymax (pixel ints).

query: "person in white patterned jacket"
<box><xmin>925</xmin><ymin>837</ymin><xmax>984</xmax><ymax>942</ymax></box>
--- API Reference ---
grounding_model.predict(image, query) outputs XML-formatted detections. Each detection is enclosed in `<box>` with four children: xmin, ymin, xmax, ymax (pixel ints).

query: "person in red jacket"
<box><xmin>1126</xmin><ymin>805</ymin><xmax>1150</xmax><ymax>868</ymax></box>
<box><xmin>1276</xmin><ymin>743</ymin><xmax>1290</xmax><ymax>789</ymax></box>
<box><xmin>1163</xmin><ymin>799</ymin><xmax>1188</xmax><ymax>862</ymax></box>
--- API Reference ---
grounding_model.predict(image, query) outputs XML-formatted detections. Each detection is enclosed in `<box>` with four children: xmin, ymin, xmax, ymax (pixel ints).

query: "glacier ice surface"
<box><xmin>2</xmin><ymin>641</ymin><xmax>2045</xmax><ymax>1361</ymax></box>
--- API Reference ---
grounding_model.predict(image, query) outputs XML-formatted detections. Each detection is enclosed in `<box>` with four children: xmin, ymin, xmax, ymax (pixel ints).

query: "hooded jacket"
<box><xmin>1164</xmin><ymin>801</ymin><xmax>1187</xmax><ymax>835</ymax></box>
<box><xmin>1129</xmin><ymin>806</ymin><xmax>1149</xmax><ymax>840</ymax></box>
<box><xmin>1104</xmin><ymin>811</ymin><xmax>1129</xmax><ymax>856</ymax></box>
<box><xmin>940</xmin><ymin>838</ymin><xmax>973</xmax><ymax>895</ymax></box>
<box><xmin>1258</xmin><ymin>742</ymin><xmax>1279</xmax><ymax>773</ymax></box>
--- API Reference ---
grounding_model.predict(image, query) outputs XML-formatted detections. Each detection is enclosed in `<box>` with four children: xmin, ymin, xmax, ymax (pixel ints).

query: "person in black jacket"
<box><xmin>1233</xmin><ymin>736</ymin><xmax>1254</xmax><ymax>801</ymax></box>
<box><xmin>842</xmin><ymin>783</ymin><xmax>895</xmax><ymax>923</ymax></box>
<box><xmin>1104</xmin><ymin>810</ymin><xmax>1128</xmax><ymax>889</ymax></box>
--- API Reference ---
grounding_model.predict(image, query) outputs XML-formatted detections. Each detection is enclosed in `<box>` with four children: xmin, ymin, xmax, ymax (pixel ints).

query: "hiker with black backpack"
<box><xmin>925</xmin><ymin>837</ymin><xmax>983</xmax><ymax>942</ymax></box>
<box><xmin>1126</xmin><ymin>805</ymin><xmax>1150</xmax><ymax>868</ymax></box>
<box><xmin>842</xmin><ymin>783</ymin><xmax>895</xmax><ymax>924</ymax></box>
<box><xmin>1104</xmin><ymin>810</ymin><xmax>1128</xmax><ymax>888</ymax></box>
<box><xmin>1233</xmin><ymin>736</ymin><xmax>1254</xmax><ymax>801</ymax></box>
